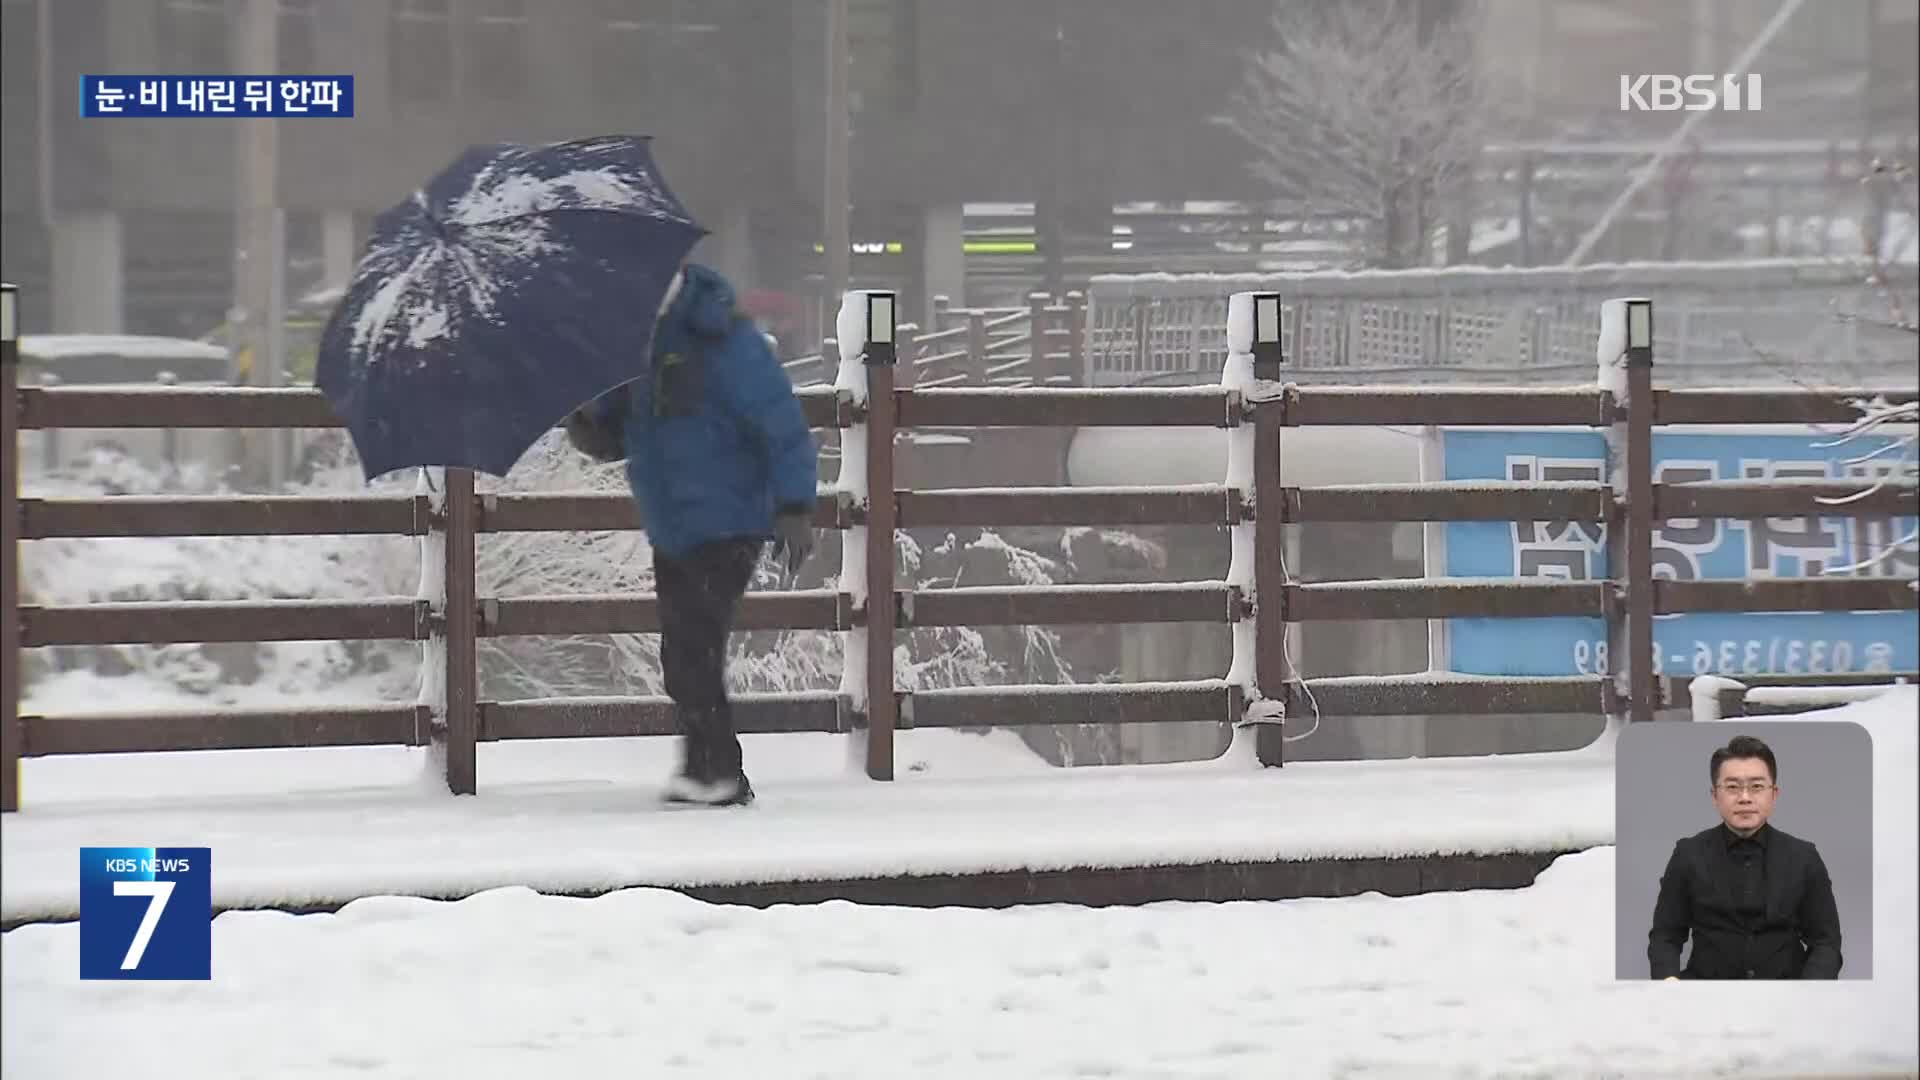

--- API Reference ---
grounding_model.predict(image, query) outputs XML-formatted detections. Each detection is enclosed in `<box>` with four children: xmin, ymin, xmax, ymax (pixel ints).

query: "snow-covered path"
<box><xmin>2</xmin><ymin>725</ymin><xmax>1611</xmax><ymax>923</ymax></box>
<box><xmin>4</xmin><ymin>843</ymin><xmax>1914</xmax><ymax>1080</ymax></box>
<box><xmin>4</xmin><ymin>691</ymin><xmax>1913</xmax><ymax>1077</ymax></box>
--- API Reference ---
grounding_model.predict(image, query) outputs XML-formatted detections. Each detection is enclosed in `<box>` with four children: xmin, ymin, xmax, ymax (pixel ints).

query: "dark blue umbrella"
<box><xmin>315</xmin><ymin>134</ymin><xmax>706</xmax><ymax>480</ymax></box>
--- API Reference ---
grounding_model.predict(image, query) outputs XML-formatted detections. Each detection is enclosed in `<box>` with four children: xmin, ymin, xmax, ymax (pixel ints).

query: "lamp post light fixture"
<box><xmin>1624</xmin><ymin>297</ymin><xmax>1653</xmax><ymax>367</ymax></box>
<box><xmin>1251</xmin><ymin>291</ymin><xmax>1283</xmax><ymax>372</ymax></box>
<box><xmin>0</xmin><ymin>282</ymin><xmax>17</xmax><ymax>356</ymax></box>
<box><xmin>864</xmin><ymin>290</ymin><xmax>897</xmax><ymax>366</ymax></box>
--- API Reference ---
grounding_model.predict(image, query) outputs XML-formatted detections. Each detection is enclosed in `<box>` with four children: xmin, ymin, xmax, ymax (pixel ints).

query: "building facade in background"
<box><xmin>0</xmin><ymin>0</ymin><xmax>1912</xmax><ymax>340</ymax></box>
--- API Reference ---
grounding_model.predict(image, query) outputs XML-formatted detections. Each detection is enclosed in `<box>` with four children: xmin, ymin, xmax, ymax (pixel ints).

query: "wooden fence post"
<box><xmin>1065</xmin><ymin>290</ymin><xmax>1087</xmax><ymax>386</ymax></box>
<box><xmin>1223</xmin><ymin>291</ymin><xmax>1293</xmax><ymax>766</ymax></box>
<box><xmin>38</xmin><ymin>374</ymin><xmax>59</xmax><ymax>471</ymax></box>
<box><xmin>1687</xmin><ymin>676</ymin><xmax>1749</xmax><ymax>721</ymax></box>
<box><xmin>156</xmin><ymin>371</ymin><xmax>180</xmax><ymax>472</ymax></box>
<box><xmin>1249</xmin><ymin>294</ymin><xmax>1291</xmax><ymax>766</ymax></box>
<box><xmin>1601</xmin><ymin>297</ymin><xmax>1657</xmax><ymax>724</ymax></box>
<box><xmin>1517</xmin><ymin>153</ymin><xmax>1535</xmax><ymax>266</ymax></box>
<box><xmin>834</xmin><ymin>290</ymin><xmax>899</xmax><ymax>780</ymax></box>
<box><xmin>1132</xmin><ymin>301</ymin><xmax>1151</xmax><ymax>375</ymax></box>
<box><xmin>1027</xmin><ymin>291</ymin><xmax>1050</xmax><ymax>383</ymax></box>
<box><xmin>417</xmin><ymin>466</ymin><xmax>477</xmax><ymax>795</ymax></box>
<box><xmin>966</xmin><ymin>311</ymin><xmax>989</xmax><ymax>385</ymax></box>
<box><xmin>2</xmin><ymin>282</ymin><xmax>21</xmax><ymax>811</ymax></box>
<box><xmin>862</xmin><ymin>294</ymin><xmax>899</xmax><ymax>780</ymax></box>
<box><xmin>895</xmin><ymin>327</ymin><xmax>917</xmax><ymax>390</ymax></box>
<box><xmin>442</xmin><ymin>467</ymin><xmax>479</xmax><ymax>792</ymax></box>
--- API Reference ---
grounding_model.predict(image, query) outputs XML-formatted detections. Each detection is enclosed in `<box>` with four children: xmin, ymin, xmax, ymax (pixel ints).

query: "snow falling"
<box><xmin>8</xmin><ymin>7</ymin><xmax>1918</xmax><ymax>1077</ymax></box>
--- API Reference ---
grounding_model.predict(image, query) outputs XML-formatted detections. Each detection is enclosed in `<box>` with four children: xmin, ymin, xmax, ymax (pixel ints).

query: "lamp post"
<box><xmin>3</xmin><ymin>282</ymin><xmax>21</xmax><ymax>811</ymax></box>
<box><xmin>846</xmin><ymin>288</ymin><xmax>900</xmax><ymax>780</ymax></box>
<box><xmin>1602</xmin><ymin>296</ymin><xmax>1656</xmax><ymax>725</ymax></box>
<box><xmin>823</xmin><ymin>0</ymin><xmax>851</xmax><ymax>338</ymax></box>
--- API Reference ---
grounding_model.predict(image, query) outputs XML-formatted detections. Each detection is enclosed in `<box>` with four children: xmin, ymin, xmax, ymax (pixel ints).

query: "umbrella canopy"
<box><xmin>316</xmin><ymin>134</ymin><xmax>706</xmax><ymax>480</ymax></box>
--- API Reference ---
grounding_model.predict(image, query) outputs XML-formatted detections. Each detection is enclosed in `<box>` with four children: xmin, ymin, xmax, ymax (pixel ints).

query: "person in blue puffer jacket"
<box><xmin>570</xmin><ymin>262</ymin><xmax>818</xmax><ymax>806</ymax></box>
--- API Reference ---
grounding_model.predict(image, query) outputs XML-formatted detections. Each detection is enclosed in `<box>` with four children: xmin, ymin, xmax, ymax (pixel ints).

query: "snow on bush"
<box><xmin>20</xmin><ymin>431</ymin><xmax>1150</xmax><ymax>759</ymax></box>
<box><xmin>20</xmin><ymin>444</ymin><xmax>421</xmax><ymax>703</ymax></box>
<box><xmin>465</xmin><ymin>434</ymin><xmax>663</xmax><ymax>701</ymax></box>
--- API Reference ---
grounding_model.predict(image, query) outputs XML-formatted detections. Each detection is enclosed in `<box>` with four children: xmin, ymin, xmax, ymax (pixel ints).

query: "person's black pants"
<box><xmin>654</xmin><ymin>538</ymin><xmax>763</xmax><ymax>781</ymax></box>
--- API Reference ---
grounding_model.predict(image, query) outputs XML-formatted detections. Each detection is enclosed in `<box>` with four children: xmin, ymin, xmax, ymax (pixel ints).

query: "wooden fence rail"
<box><xmin>2</xmin><ymin>280</ymin><xmax>1915</xmax><ymax>809</ymax></box>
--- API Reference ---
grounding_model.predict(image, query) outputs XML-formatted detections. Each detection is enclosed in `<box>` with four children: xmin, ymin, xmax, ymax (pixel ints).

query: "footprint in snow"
<box><xmin>812</xmin><ymin>956</ymin><xmax>907</xmax><ymax>976</ymax></box>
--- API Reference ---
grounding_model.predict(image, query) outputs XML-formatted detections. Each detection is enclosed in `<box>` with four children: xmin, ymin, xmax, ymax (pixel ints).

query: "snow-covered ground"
<box><xmin>2</xmin><ymin>678</ymin><xmax>1611</xmax><ymax>921</ymax></box>
<box><xmin>3</xmin><ymin>690</ymin><xmax>1913</xmax><ymax>1079</ymax></box>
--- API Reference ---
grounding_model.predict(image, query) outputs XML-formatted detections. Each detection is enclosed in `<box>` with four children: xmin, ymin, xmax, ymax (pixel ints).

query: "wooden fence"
<box><xmin>2</xmin><ymin>282</ymin><xmax>1915</xmax><ymax>811</ymax></box>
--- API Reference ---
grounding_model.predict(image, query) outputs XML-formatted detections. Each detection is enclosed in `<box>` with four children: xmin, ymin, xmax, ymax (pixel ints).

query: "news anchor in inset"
<box><xmin>1648</xmin><ymin>735</ymin><xmax>1844</xmax><ymax>979</ymax></box>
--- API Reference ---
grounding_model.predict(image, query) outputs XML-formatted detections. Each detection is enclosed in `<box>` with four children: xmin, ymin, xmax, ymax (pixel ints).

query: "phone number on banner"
<box><xmin>1573</xmin><ymin>637</ymin><xmax>1899</xmax><ymax>677</ymax></box>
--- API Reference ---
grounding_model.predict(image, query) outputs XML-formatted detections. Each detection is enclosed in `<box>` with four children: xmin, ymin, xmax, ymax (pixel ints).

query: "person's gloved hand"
<box><xmin>771</xmin><ymin>505</ymin><xmax>815</xmax><ymax>575</ymax></box>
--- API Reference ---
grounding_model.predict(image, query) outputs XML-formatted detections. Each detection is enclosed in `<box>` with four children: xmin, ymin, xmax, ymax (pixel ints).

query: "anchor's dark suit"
<box><xmin>1648</xmin><ymin>823</ymin><xmax>1844</xmax><ymax>980</ymax></box>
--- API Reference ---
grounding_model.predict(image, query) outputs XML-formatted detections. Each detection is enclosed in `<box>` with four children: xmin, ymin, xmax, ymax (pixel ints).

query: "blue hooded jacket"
<box><xmin>592</xmin><ymin>264</ymin><xmax>818</xmax><ymax>558</ymax></box>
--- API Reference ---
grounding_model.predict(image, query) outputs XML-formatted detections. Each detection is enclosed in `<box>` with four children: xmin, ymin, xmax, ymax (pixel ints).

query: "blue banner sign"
<box><xmin>1442</xmin><ymin>428</ymin><xmax>1917</xmax><ymax>678</ymax></box>
<box><xmin>81</xmin><ymin>75</ymin><xmax>354</xmax><ymax>118</ymax></box>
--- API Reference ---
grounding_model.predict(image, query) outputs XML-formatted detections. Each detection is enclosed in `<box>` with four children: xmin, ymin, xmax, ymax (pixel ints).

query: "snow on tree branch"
<box><xmin>1823</xmin><ymin>389</ymin><xmax>1918</xmax><ymax>582</ymax></box>
<box><xmin>1835</xmin><ymin>152</ymin><xmax>1919</xmax><ymax>571</ymax></box>
<box><xmin>1858</xmin><ymin>154</ymin><xmax>1919</xmax><ymax>336</ymax></box>
<box><xmin>1217</xmin><ymin>0</ymin><xmax>1498</xmax><ymax>268</ymax></box>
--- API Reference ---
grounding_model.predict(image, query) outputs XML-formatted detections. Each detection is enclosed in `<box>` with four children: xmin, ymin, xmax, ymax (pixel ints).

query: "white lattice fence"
<box><xmin>1085</xmin><ymin>258</ymin><xmax>1919</xmax><ymax>386</ymax></box>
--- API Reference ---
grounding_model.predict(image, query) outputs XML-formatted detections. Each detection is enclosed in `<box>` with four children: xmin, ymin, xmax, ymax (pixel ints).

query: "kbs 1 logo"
<box><xmin>79</xmin><ymin>847</ymin><xmax>212</xmax><ymax>980</ymax></box>
<box><xmin>1619</xmin><ymin>73</ymin><xmax>1762</xmax><ymax>112</ymax></box>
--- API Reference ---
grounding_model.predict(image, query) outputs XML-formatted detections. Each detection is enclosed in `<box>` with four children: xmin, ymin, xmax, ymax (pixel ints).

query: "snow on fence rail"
<box><xmin>1688</xmin><ymin>673</ymin><xmax>1913</xmax><ymax>721</ymax></box>
<box><xmin>1</xmin><ymin>282</ymin><xmax>1915</xmax><ymax>809</ymax></box>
